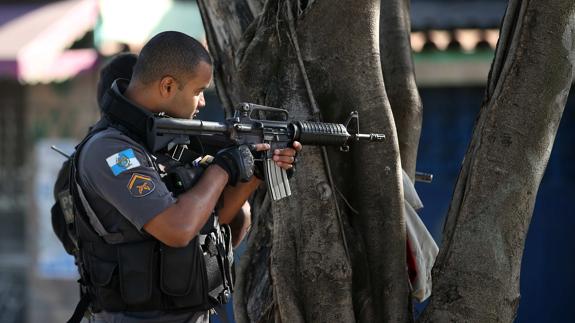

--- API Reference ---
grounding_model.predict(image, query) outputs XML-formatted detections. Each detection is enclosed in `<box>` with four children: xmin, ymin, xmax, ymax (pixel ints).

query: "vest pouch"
<box><xmin>205</xmin><ymin>253</ymin><xmax>223</xmax><ymax>294</ymax></box>
<box><xmin>85</xmin><ymin>251</ymin><xmax>123</xmax><ymax>312</ymax></box>
<box><xmin>117</xmin><ymin>240</ymin><xmax>156</xmax><ymax>305</ymax></box>
<box><xmin>160</xmin><ymin>238</ymin><xmax>208</xmax><ymax>308</ymax></box>
<box><xmin>90</xmin><ymin>257</ymin><xmax>117</xmax><ymax>287</ymax></box>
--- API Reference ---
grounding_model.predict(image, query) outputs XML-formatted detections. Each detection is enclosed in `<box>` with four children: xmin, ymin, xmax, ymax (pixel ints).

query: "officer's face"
<box><xmin>169</xmin><ymin>61</ymin><xmax>213</xmax><ymax>119</ymax></box>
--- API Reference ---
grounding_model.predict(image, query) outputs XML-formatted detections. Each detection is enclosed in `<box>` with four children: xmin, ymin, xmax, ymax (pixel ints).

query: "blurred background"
<box><xmin>0</xmin><ymin>0</ymin><xmax>571</xmax><ymax>322</ymax></box>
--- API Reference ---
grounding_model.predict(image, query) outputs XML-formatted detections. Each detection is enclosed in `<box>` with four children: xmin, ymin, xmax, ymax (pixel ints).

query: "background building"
<box><xmin>0</xmin><ymin>1</ymin><xmax>98</xmax><ymax>322</ymax></box>
<box><xmin>0</xmin><ymin>0</ymin><xmax>570</xmax><ymax>322</ymax></box>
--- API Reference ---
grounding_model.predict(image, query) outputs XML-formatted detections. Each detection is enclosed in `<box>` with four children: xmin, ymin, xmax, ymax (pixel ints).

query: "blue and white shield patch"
<box><xmin>106</xmin><ymin>148</ymin><xmax>141</xmax><ymax>176</ymax></box>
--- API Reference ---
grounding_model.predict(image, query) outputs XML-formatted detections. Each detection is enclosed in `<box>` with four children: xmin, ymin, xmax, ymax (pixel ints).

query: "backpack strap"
<box><xmin>73</xmin><ymin>180</ymin><xmax>124</xmax><ymax>244</ymax></box>
<box><xmin>66</xmin><ymin>293</ymin><xmax>90</xmax><ymax>323</ymax></box>
<box><xmin>69</xmin><ymin>119</ymin><xmax>125</xmax><ymax>245</ymax></box>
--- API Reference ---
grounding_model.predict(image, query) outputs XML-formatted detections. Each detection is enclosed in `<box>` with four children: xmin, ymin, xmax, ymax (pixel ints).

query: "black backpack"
<box><xmin>51</xmin><ymin>157</ymin><xmax>78</xmax><ymax>256</ymax></box>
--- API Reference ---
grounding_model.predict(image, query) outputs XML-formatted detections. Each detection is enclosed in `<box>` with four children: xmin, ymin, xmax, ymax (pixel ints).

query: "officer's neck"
<box><xmin>124</xmin><ymin>80</ymin><xmax>162</xmax><ymax>115</ymax></box>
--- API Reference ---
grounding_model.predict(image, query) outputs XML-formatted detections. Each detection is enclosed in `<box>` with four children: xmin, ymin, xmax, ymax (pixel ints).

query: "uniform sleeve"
<box><xmin>78</xmin><ymin>133</ymin><xmax>176</xmax><ymax>230</ymax></box>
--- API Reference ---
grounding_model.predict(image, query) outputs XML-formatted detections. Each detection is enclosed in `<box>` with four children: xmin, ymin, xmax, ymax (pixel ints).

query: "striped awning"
<box><xmin>0</xmin><ymin>0</ymin><xmax>99</xmax><ymax>84</ymax></box>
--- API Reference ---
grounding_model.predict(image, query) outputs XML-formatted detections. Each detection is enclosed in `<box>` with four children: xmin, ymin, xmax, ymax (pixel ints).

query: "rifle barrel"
<box><xmin>415</xmin><ymin>172</ymin><xmax>433</xmax><ymax>183</ymax></box>
<box><xmin>353</xmin><ymin>133</ymin><xmax>386</xmax><ymax>142</ymax></box>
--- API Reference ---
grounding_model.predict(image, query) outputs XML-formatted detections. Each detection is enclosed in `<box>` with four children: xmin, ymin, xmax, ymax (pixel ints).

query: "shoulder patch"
<box><xmin>106</xmin><ymin>148</ymin><xmax>141</xmax><ymax>176</ymax></box>
<box><xmin>127</xmin><ymin>173</ymin><xmax>156</xmax><ymax>197</ymax></box>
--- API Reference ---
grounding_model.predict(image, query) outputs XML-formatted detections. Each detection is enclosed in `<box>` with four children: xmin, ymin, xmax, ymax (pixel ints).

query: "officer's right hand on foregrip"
<box><xmin>213</xmin><ymin>145</ymin><xmax>254</xmax><ymax>186</ymax></box>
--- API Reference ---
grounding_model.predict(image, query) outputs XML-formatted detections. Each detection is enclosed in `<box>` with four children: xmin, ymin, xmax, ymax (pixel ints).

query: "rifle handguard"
<box><xmin>292</xmin><ymin>121</ymin><xmax>350</xmax><ymax>146</ymax></box>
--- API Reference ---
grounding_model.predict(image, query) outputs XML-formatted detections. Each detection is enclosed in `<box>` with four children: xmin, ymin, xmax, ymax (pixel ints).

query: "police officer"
<box><xmin>74</xmin><ymin>31</ymin><xmax>301</xmax><ymax>323</ymax></box>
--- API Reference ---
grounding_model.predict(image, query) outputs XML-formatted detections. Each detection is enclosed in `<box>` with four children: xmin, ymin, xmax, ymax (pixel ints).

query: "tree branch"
<box><xmin>421</xmin><ymin>1</ymin><xmax>575</xmax><ymax>321</ymax></box>
<box><xmin>379</xmin><ymin>0</ymin><xmax>423</xmax><ymax>181</ymax></box>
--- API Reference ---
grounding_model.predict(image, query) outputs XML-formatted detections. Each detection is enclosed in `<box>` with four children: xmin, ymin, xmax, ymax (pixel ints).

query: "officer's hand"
<box><xmin>273</xmin><ymin>141</ymin><xmax>302</xmax><ymax>170</ymax></box>
<box><xmin>214</xmin><ymin>145</ymin><xmax>257</xmax><ymax>186</ymax></box>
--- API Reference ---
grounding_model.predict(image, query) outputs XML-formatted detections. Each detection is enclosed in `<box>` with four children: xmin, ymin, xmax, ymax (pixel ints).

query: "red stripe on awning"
<box><xmin>0</xmin><ymin>0</ymin><xmax>98</xmax><ymax>83</ymax></box>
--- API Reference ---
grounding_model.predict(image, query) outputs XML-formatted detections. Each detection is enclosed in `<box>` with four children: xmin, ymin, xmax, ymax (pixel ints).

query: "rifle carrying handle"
<box><xmin>235</xmin><ymin>103</ymin><xmax>289</xmax><ymax>122</ymax></box>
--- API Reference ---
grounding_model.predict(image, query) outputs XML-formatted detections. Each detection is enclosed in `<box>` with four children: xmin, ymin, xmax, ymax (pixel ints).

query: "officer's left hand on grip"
<box><xmin>213</xmin><ymin>145</ymin><xmax>255</xmax><ymax>186</ymax></box>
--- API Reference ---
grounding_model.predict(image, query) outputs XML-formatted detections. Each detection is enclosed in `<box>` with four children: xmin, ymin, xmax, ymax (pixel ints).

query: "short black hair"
<box><xmin>97</xmin><ymin>52</ymin><xmax>138</xmax><ymax>108</ymax></box>
<box><xmin>131</xmin><ymin>31</ymin><xmax>212</xmax><ymax>86</ymax></box>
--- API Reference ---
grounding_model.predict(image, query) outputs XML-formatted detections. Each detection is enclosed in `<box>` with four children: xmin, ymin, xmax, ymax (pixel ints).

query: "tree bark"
<box><xmin>197</xmin><ymin>1</ymin><xmax>258</xmax><ymax>112</ymax></box>
<box><xmin>380</xmin><ymin>0</ymin><xmax>423</xmax><ymax>181</ymax></box>
<box><xmin>295</xmin><ymin>1</ymin><xmax>410</xmax><ymax>321</ymax></box>
<box><xmin>199</xmin><ymin>1</ymin><xmax>409</xmax><ymax>322</ymax></box>
<box><xmin>420</xmin><ymin>1</ymin><xmax>575</xmax><ymax>322</ymax></box>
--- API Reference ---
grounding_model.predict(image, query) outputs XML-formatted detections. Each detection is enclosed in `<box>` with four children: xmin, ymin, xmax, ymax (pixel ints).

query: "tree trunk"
<box><xmin>380</xmin><ymin>0</ymin><xmax>423</xmax><ymax>181</ymax></box>
<box><xmin>198</xmin><ymin>1</ymin><xmax>409</xmax><ymax>322</ymax></box>
<box><xmin>420</xmin><ymin>1</ymin><xmax>575</xmax><ymax>322</ymax></box>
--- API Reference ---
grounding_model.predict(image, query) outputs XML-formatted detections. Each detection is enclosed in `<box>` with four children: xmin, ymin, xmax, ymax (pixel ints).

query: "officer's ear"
<box><xmin>159</xmin><ymin>76</ymin><xmax>178</xmax><ymax>98</ymax></box>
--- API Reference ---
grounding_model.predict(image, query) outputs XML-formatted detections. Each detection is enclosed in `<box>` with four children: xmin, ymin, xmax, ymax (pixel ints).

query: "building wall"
<box><xmin>415</xmin><ymin>86</ymin><xmax>575</xmax><ymax>322</ymax></box>
<box><xmin>26</xmin><ymin>74</ymin><xmax>100</xmax><ymax>141</ymax></box>
<box><xmin>0</xmin><ymin>79</ymin><xmax>27</xmax><ymax>323</ymax></box>
<box><xmin>25</xmin><ymin>72</ymin><xmax>100</xmax><ymax>323</ymax></box>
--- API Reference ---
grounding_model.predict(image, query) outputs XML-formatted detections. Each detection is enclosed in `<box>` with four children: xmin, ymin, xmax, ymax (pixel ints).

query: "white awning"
<box><xmin>0</xmin><ymin>0</ymin><xmax>99</xmax><ymax>84</ymax></box>
<box><xmin>96</xmin><ymin>0</ymin><xmax>205</xmax><ymax>55</ymax></box>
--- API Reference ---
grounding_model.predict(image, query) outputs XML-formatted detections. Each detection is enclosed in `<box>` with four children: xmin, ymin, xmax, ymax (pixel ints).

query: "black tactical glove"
<box><xmin>214</xmin><ymin>145</ymin><xmax>255</xmax><ymax>186</ymax></box>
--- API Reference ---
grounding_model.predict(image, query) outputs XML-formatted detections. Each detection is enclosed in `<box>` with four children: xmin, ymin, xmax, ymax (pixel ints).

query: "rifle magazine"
<box><xmin>264</xmin><ymin>159</ymin><xmax>291</xmax><ymax>201</ymax></box>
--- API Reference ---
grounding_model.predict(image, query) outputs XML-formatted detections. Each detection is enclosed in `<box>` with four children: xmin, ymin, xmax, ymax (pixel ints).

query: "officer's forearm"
<box><xmin>217</xmin><ymin>177</ymin><xmax>262</xmax><ymax>224</ymax></box>
<box><xmin>143</xmin><ymin>165</ymin><xmax>228</xmax><ymax>247</ymax></box>
<box><xmin>229</xmin><ymin>202</ymin><xmax>251</xmax><ymax>247</ymax></box>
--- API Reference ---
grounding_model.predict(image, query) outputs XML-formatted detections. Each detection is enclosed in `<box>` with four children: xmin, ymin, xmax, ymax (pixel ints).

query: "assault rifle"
<box><xmin>150</xmin><ymin>103</ymin><xmax>386</xmax><ymax>201</ymax></box>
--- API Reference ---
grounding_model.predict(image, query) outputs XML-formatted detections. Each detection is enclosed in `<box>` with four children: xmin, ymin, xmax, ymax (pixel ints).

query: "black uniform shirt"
<box><xmin>78</xmin><ymin>127</ymin><xmax>176</xmax><ymax>232</ymax></box>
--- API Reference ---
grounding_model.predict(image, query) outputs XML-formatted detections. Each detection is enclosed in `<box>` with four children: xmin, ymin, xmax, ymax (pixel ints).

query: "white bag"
<box><xmin>402</xmin><ymin>170</ymin><xmax>438</xmax><ymax>302</ymax></box>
